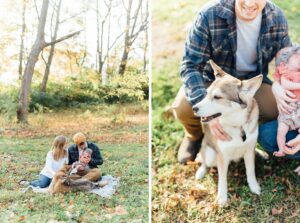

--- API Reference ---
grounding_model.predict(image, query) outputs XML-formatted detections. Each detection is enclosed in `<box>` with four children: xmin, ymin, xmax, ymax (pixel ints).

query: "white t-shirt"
<box><xmin>40</xmin><ymin>151</ymin><xmax>68</xmax><ymax>178</ymax></box>
<box><xmin>236</xmin><ymin>13</ymin><xmax>262</xmax><ymax>74</ymax></box>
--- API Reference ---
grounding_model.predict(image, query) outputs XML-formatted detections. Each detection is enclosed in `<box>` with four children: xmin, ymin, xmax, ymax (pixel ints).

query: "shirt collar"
<box><xmin>216</xmin><ymin>0</ymin><xmax>276</xmax><ymax>32</ymax></box>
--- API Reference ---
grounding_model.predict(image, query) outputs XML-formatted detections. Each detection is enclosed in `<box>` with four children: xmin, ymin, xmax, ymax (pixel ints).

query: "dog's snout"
<box><xmin>192</xmin><ymin>106</ymin><xmax>199</xmax><ymax>113</ymax></box>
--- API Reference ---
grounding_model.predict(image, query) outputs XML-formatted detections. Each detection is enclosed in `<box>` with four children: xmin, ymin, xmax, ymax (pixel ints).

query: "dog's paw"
<box><xmin>195</xmin><ymin>166</ymin><xmax>206</xmax><ymax>180</ymax></box>
<box><xmin>217</xmin><ymin>194</ymin><xmax>228</xmax><ymax>206</ymax></box>
<box><xmin>249</xmin><ymin>183</ymin><xmax>261</xmax><ymax>195</ymax></box>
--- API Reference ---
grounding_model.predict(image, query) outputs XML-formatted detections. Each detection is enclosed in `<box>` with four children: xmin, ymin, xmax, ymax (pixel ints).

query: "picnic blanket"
<box><xmin>21</xmin><ymin>175</ymin><xmax>120</xmax><ymax>198</ymax></box>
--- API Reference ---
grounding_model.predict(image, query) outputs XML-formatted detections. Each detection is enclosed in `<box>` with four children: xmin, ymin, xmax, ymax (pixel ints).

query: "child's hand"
<box><xmin>283</xmin><ymin>132</ymin><xmax>300</xmax><ymax>155</ymax></box>
<box><xmin>273</xmin><ymin>151</ymin><xmax>286</xmax><ymax>157</ymax></box>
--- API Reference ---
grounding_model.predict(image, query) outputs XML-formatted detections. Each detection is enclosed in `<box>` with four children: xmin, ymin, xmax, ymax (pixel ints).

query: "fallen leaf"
<box><xmin>272</xmin><ymin>207</ymin><xmax>283</xmax><ymax>215</ymax></box>
<box><xmin>114</xmin><ymin>205</ymin><xmax>128</xmax><ymax>215</ymax></box>
<box><xmin>18</xmin><ymin>216</ymin><xmax>26</xmax><ymax>222</ymax></box>
<box><xmin>189</xmin><ymin>184</ymin><xmax>207</xmax><ymax>199</ymax></box>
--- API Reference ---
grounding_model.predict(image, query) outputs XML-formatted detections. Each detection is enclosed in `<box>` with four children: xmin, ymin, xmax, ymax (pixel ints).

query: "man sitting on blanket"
<box><xmin>68</xmin><ymin>132</ymin><xmax>103</xmax><ymax>181</ymax></box>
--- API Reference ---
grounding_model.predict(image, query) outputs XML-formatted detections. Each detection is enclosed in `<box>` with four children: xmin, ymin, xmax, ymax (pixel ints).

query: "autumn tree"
<box><xmin>17</xmin><ymin>0</ymin><xmax>81</xmax><ymax>123</ymax></box>
<box><xmin>118</xmin><ymin>0</ymin><xmax>148</xmax><ymax>75</ymax></box>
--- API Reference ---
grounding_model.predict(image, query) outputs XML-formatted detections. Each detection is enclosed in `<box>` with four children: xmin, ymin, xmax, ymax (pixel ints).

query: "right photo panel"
<box><xmin>152</xmin><ymin>0</ymin><xmax>300</xmax><ymax>222</ymax></box>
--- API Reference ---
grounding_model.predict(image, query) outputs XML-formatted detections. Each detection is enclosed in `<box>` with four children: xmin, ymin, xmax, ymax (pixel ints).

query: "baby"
<box><xmin>70</xmin><ymin>148</ymin><xmax>92</xmax><ymax>175</ymax></box>
<box><xmin>274</xmin><ymin>46</ymin><xmax>300</xmax><ymax>157</ymax></box>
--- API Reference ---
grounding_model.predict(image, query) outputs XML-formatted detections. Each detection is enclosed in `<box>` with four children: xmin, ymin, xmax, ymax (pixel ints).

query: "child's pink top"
<box><xmin>274</xmin><ymin>65</ymin><xmax>300</xmax><ymax>100</ymax></box>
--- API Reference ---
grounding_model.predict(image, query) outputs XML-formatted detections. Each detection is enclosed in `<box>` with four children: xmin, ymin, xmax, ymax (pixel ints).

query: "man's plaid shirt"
<box><xmin>68</xmin><ymin>142</ymin><xmax>103</xmax><ymax>168</ymax></box>
<box><xmin>180</xmin><ymin>0</ymin><xmax>291</xmax><ymax>106</ymax></box>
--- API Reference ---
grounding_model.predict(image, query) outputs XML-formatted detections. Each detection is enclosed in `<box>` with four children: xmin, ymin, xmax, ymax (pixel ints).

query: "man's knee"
<box><xmin>258</xmin><ymin>121</ymin><xmax>278</xmax><ymax>152</ymax></box>
<box><xmin>172</xmin><ymin>87</ymin><xmax>195</xmax><ymax>121</ymax></box>
<box><xmin>92</xmin><ymin>168</ymin><xmax>101</xmax><ymax>179</ymax></box>
<box><xmin>84</xmin><ymin>168</ymin><xmax>101</xmax><ymax>181</ymax></box>
<box><xmin>255</xmin><ymin>83</ymin><xmax>278</xmax><ymax>122</ymax></box>
<box><xmin>172</xmin><ymin>104</ymin><xmax>193</xmax><ymax>122</ymax></box>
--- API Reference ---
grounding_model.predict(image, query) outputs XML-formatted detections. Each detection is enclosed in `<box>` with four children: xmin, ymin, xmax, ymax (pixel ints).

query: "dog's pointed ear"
<box><xmin>240</xmin><ymin>75</ymin><xmax>263</xmax><ymax>97</ymax></box>
<box><xmin>209</xmin><ymin>60</ymin><xmax>226</xmax><ymax>78</ymax></box>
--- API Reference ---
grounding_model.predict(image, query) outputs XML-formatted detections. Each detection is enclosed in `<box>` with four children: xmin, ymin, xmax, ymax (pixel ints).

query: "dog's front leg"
<box><xmin>216</xmin><ymin>155</ymin><xmax>229</xmax><ymax>206</ymax></box>
<box><xmin>244</xmin><ymin>149</ymin><xmax>261</xmax><ymax>195</ymax></box>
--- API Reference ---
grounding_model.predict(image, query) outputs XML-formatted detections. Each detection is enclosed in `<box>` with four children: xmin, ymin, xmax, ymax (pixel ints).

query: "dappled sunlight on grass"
<box><xmin>0</xmin><ymin>104</ymin><xmax>148</xmax><ymax>144</ymax></box>
<box><xmin>0</xmin><ymin>105</ymin><xmax>148</xmax><ymax>222</ymax></box>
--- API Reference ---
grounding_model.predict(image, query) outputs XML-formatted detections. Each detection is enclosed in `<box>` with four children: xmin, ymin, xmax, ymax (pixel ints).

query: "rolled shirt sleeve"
<box><xmin>180</xmin><ymin>12</ymin><xmax>211</xmax><ymax>106</ymax></box>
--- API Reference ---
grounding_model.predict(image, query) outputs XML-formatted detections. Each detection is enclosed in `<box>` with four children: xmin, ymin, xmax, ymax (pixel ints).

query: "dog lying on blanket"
<box><xmin>49</xmin><ymin>164</ymin><xmax>106</xmax><ymax>194</ymax></box>
<box><xmin>193</xmin><ymin>60</ymin><xmax>262</xmax><ymax>206</ymax></box>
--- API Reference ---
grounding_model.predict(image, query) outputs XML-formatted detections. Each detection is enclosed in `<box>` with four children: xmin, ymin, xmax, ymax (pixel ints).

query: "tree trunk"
<box><xmin>17</xmin><ymin>0</ymin><xmax>49</xmax><ymax>123</ymax></box>
<box><xmin>118</xmin><ymin>43</ymin><xmax>130</xmax><ymax>75</ymax></box>
<box><xmin>143</xmin><ymin>30</ymin><xmax>148</xmax><ymax>73</ymax></box>
<box><xmin>41</xmin><ymin>0</ymin><xmax>62</xmax><ymax>93</ymax></box>
<box><xmin>143</xmin><ymin>1</ymin><xmax>148</xmax><ymax>73</ymax></box>
<box><xmin>18</xmin><ymin>0</ymin><xmax>26</xmax><ymax>80</ymax></box>
<box><xmin>102</xmin><ymin>63</ymin><xmax>108</xmax><ymax>85</ymax></box>
<box><xmin>118</xmin><ymin>0</ymin><xmax>133</xmax><ymax>75</ymax></box>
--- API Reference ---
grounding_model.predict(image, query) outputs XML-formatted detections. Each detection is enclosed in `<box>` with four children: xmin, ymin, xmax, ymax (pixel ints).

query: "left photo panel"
<box><xmin>0</xmin><ymin>0</ymin><xmax>149</xmax><ymax>222</ymax></box>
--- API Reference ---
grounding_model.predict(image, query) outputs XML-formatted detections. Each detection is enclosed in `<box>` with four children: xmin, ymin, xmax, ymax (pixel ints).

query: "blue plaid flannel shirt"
<box><xmin>180</xmin><ymin>0</ymin><xmax>292</xmax><ymax>106</ymax></box>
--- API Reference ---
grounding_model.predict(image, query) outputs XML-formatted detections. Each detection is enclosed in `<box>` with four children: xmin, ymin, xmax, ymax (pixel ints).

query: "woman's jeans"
<box><xmin>258</xmin><ymin>120</ymin><xmax>300</xmax><ymax>159</ymax></box>
<box><xmin>30</xmin><ymin>174</ymin><xmax>52</xmax><ymax>188</ymax></box>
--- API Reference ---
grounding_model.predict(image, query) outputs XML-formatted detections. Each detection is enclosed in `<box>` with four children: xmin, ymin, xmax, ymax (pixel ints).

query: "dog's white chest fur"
<box><xmin>217</xmin><ymin>126</ymin><xmax>258</xmax><ymax>161</ymax></box>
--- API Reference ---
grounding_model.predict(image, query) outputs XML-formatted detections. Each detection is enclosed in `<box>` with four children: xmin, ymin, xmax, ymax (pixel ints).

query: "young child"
<box><xmin>69</xmin><ymin>148</ymin><xmax>92</xmax><ymax>175</ymax></box>
<box><xmin>30</xmin><ymin>135</ymin><xmax>69</xmax><ymax>188</ymax></box>
<box><xmin>273</xmin><ymin>46</ymin><xmax>300</xmax><ymax>157</ymax></box>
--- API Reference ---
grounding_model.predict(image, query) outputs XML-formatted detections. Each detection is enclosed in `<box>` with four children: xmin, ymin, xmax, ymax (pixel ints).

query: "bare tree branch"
<box><xmin>108</xmin><ymin>31</ymin><xmax>125</xmax><ymax>51</ymax></box>
<box><xmin>50</xmin><ymin>0</ymin><xmax>57</xmax><ymax>38</ymax></box>
<box><xmin>44</xmin><ymin>30</ymin><xmax>82</xmax><ymax>47</ymax></box>
<box><xmin>59</xmin><ymin>9</ymin><xmax>89</xmax><ymax>24</ymax></box>
<box><xmin>121</xmin><ymin>0</ymin><xmax>128</xmax><ymax>12</ymax></box>
<box><xmin>129</xmin><ymin>0</ymin><xmax>143</xmax><ymax>37</ymax></box>
<box><xmin>41</xmin><ymin>49</ymin><xmax>48</xmax><ymax>66</ymax></box>
<box><xmin>130</xmin><ymin>20</ymin><xmax>148</xmax><ymax>44</ymax></box>
<box><xmin>33</xmin><ymin>0</ymin><xmax>40</xmax><ymax>20</ymax></box>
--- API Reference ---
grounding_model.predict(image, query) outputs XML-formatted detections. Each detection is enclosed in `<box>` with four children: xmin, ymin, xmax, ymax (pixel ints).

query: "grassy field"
<box><xmin>0</xmin><ymin>104</ymin><xmax>149</xmax><ymax>223</ymax></box>
<box><xmin>152</xmin><ymin>0</ymin><xmax>300</xmax><ymax>222</ymax></box>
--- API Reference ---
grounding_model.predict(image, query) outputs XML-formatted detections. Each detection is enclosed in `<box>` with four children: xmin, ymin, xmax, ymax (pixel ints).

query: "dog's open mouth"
<box><xmin>201</xmin><ymin>113</ymin><xmax>222</xmax><ymax>123</ymax></box>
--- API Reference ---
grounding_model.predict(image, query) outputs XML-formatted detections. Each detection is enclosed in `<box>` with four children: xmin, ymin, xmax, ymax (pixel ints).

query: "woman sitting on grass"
<box><xmin>29</xmin><ymin>135</ymin><xmax>68</xmax><ymax>188</ymax></box>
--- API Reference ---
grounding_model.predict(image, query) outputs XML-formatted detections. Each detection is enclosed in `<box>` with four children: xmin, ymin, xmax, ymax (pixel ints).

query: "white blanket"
<box><xmin>21</xmin><ymin>175</ymin><xmax>120</xmax><ymax>198</ymax></box>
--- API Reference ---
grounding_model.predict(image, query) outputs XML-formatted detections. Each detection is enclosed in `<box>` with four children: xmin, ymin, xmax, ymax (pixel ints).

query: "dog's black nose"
<box><xmin>192</xmin><ymin>107</ymin><xmax>199</xmax><ymax>113</ymax></box>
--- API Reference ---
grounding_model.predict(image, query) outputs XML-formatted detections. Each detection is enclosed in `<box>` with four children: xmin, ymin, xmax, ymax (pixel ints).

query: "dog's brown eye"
<box><xmin>214</xmin><ymin>95</ymin><xmax>222</xmax><ymax>100</ymax></box>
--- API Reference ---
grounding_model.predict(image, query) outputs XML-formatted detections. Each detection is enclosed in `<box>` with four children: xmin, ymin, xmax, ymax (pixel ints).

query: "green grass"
<box><xmin>152</xmin><ymin>0</ymin><xmax>300</xmax><ymax>222</ymax></box>
<box><xmin>0</xmin><ymin>105</ymin><xmax>148</xmax><ymax>223</ymax></box>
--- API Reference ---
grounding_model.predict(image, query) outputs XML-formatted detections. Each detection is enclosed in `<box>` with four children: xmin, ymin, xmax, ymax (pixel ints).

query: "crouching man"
<box><xmin>68</xmin><ymin>132</ymin><xmax>103</xmax><ymax>181</ymax></box>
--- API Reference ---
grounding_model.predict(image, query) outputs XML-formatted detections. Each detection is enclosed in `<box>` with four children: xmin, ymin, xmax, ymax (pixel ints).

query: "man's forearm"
<box><xmin>180</xmin><ymin>63</ymin><xmax>208</xmax><ymax>106</ymax></box>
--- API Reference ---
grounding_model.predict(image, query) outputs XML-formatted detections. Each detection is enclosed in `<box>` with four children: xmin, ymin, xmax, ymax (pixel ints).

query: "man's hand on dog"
<box><xmin>208</xmin><ymin>118</ymin><xmax>232</xmax><ymax>141</ymax></box>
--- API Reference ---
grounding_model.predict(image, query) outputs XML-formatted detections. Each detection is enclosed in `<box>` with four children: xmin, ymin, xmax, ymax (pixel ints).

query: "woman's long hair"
<box><xmin>52</xmin><ymin>135</ymin><xmax>68</xmax><ymax>161</ymax></box>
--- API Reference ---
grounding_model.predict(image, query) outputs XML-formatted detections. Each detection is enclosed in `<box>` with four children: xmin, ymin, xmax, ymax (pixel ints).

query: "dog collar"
<box><xmin>241</xmin><ymin>128</ymin><xmax>247</xmax><ymax>142</ymax></box>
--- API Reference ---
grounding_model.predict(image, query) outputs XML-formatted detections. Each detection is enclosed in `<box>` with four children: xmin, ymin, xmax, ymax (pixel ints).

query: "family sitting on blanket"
<box><xmin>29</xmin><ymin>132</ymin><xmax>103</xmax><ymax>189</ymax></box>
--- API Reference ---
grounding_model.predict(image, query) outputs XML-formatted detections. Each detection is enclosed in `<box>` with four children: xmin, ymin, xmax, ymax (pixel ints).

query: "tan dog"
<box><xmin>193</xmin><ymin>60</ymin><xmax>262</xmax><ymax>206</ymax></box>
<box><xmin>49</xmin><ymin>164</ymin><xmax>104</xmax><ymax>194</ymax></box>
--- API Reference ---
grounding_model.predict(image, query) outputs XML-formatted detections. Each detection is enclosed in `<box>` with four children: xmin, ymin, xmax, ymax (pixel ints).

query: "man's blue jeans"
<box><xmin>258</xmin><ymin>120</ymin><xmax>300</xmax><ymax>159</ymax></box>
<box><xmin>30</xmin><ymin>174</ymin><xmax>52</xmax><ymax>188</ymax></box>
